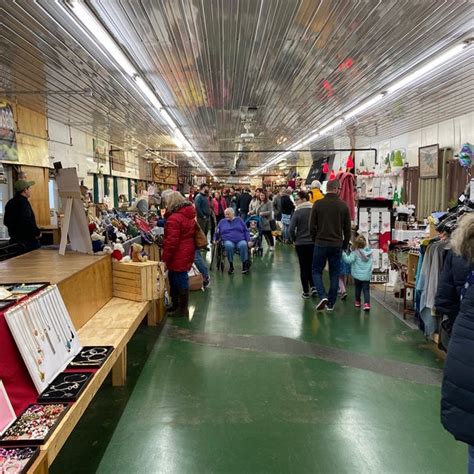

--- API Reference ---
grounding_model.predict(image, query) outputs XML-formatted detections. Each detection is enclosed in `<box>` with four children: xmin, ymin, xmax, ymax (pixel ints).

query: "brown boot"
<box><xmin>169</xmin><ymin>288</ymin><xmax>189</xmax><ymax>318</ymax></box>
<box><xmin>167</xmin><ymin>286</ymin><xmax>179</xmax><ymax>314</ymax></box>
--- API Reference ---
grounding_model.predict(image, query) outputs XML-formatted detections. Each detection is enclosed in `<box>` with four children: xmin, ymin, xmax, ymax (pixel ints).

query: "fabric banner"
<box><xmin>0</xmin><ymin>102</ymin><xmax>18</xmax><ymax>161</ymax></box>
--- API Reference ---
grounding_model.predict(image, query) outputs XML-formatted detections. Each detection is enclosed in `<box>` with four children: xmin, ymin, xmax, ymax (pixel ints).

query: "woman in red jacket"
<box><xmin>162</xmin><ymin>191</ymin><xmax>197</xmax><ymax>317</ymax></box>
<box><xmin>212</xmin><ymin>191</ymin><xmax>227</xmax><ymax>223</ymax></box>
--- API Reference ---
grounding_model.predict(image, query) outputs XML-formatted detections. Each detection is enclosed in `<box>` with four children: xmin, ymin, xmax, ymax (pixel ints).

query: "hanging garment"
<box><xmin>338</xmin><ymin>172</ymin><xmax>356</xmax><ymax>220</ymax></box>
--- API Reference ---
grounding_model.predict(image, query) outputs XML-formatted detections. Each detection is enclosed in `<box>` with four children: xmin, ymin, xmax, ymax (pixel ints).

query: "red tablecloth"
<box><xmin>0</xmin><ymin>311</ymin><xmax>37</xmax><ymax>415</ymax></box>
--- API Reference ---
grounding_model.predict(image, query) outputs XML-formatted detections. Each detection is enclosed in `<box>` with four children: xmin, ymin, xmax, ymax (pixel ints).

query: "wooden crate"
<box><xmin>407</xmin><ymin>252</ymin><xmax>419</xmax><ymax>286</ymax></box>
<box><xmin>144</xmin><ymin>243</ymin><xmax>161</xmax><ymax>262</ymax></box>
<box><xmin>112</xmin><ymin>261</ymin><xmax>158</xmax><ymax>301</ymax></box>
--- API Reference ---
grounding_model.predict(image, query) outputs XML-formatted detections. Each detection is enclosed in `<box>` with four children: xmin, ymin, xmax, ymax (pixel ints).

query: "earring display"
<box><xmin>68</xmin><ymin>346</ymin><xmax>114</xmax><ymax>369</ymax></box>
<box><xmin>37</xmin><ymin>372</ymin><xmax>93</xmax><ymax>403</ymax></box>
<box><xmin>0</xmin><ymin>447</ymin><xmax>40</xmax><ymax>474</ymax></box>
<box><xmin>0</xmin><ymin>404</ymin><xmax>69</xmax><ymax>445</ymax></box>
<box><xmin>5</xmin><ymin>285</ymin><xmax>82</xmax><ymax>393</ymax></box>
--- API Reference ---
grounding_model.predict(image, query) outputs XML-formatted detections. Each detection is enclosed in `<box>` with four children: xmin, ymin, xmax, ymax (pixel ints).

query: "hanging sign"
<box><xmin>0</xmin><ymin>102</ymin><xmax>18</xmax><ymax>161</ymax></box>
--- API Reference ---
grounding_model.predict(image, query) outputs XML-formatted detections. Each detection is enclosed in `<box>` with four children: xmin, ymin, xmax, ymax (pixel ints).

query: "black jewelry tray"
<box><xmin>0</xmin><ymin>403</ymin><xmax>69</xmax><ymax>446</ymax></box>
<box><xmin>0</xmin><ymin>446</ymin><xmax>40</xmax><ymax>474</ymax></box>
<box><xmin>67</xmin><ymin>346</ymin><xmax>114</xmax><ymax>369</ymax></box>
<box><xmin>0</xmin><ymin>282</ymin><xmax>50</xmax><ymax>312</ymax></box>
<box><xmin>37</xmin><ymin>372</ymin><xmax>93</xmax><ymax>403</ymax></box>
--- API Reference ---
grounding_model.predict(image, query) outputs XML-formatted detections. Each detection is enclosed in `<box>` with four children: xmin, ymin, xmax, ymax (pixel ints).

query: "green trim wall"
<box><xmin>113</xmin><ymin>176</ymin><xmax>119</xmax><ymax>208</ymax></box>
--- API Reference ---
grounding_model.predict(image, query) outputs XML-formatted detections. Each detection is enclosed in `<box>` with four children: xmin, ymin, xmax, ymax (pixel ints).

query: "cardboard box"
<box><xmin>113</xmin><ymin>261</ymin><xmax>158</xmax><ymax>301</ymax></box>
<box><xmin>407</xmin><ymin>252</ymin><xmax>419</xmax><ymax>286</ymax></box>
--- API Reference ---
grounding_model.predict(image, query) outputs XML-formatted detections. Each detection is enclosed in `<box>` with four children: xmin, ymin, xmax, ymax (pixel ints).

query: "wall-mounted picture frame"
<box><xmin>419</xmin><ymin>144</ymin><xmax>440</xmax><ymax>179</ymax></box>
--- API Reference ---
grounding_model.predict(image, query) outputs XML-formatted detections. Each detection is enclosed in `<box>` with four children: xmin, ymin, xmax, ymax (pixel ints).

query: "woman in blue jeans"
<box><xmin>214</xmin><ymin>208</ymin><xmax>251</xmax><ymax>275</ymax></box>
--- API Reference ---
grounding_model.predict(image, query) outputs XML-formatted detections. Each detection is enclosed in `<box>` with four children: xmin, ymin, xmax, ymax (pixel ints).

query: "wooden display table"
<box><xmin>0</xmin><ymin>249</ymin><xmax>112</xmax><ymax>329</ymax></box>
<box><xmin>39</xmin><ymin>225</ymin><xmax>61</xmax><ymax>245</ymax></box>
<box><xmin>28</xmin><ymin>298</ymin><xmax>152</xmax><ymax>473</ymax></box>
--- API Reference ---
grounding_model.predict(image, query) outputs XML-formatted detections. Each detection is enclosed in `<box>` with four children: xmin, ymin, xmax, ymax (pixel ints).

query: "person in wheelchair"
<box><xmin>214</xmin><ymin>208</ymin><xmax>251</xmax><ymax>275</ymax></box>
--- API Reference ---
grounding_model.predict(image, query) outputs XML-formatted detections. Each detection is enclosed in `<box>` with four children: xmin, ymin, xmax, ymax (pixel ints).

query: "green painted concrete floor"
<box><xmin>51</xmin><ymin>245</ymin><xmax>466</xmax><ymax>473</ymax></box>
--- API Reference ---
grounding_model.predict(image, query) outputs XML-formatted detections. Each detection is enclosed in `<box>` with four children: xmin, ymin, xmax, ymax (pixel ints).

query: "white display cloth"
<box><xmin>5</xmin><ymin>285</ymin><xmax>82</xmax><ymax>393</ymax></box>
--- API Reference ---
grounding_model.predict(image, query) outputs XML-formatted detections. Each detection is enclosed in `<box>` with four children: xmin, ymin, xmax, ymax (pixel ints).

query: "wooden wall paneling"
<box><xmin>403</xmin><ymin>167</ymin><xmax>419</xmax><ymax>207</ymax></box>
<box><xmin>20</xmin><ymin>165</ymin><xmax>50</xmax><ymax>227</ymax></box>
<box><xmin>15</xmin><ymin>105</ymin><xmax>49</xmax><ymax>167</ymax></box>
<box><xmin>446</xmin><ymin>159</ymin><xmax>473</xmax><ymax>205</ymax></box>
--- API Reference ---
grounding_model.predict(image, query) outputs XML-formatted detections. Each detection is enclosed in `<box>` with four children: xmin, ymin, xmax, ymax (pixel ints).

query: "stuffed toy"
<box><xmin>131</xmin><ymin>242</ymin><xmax>148</xmax><ymax>262</ymax></box>
<box><xmin>116</xmin><ymin>231</ymin><xmax>127</xmax><ymax>243</ymax></box>
<box><xmin>111</xmin><ymin>243</ymin><xmax>125</xmax><ymax>262</ymax></box>
<box><xmin>106</xmin><ymin>225</ymin><xmax>117</xmax><ymax>243</ymax></box>
<box><xmin>103</xmin><ymin>246</ymin><xmax>113</xmax><ymax>255</ymax></box>
<box><xmin>91</xmin><ymin>232</ymin><xmax>105</xmax><ymax>253</ymax></box>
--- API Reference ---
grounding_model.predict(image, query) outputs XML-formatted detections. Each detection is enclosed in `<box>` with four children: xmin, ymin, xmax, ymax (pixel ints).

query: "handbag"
<box><xmin>188</xmin><ymin>264</ymin><xmax>204</xmax><ymax>291</ymax></box>
<box><xmin>194</xmin><ymin>222</ymin><xmax>208</xmax><ymax>249</ymax></box>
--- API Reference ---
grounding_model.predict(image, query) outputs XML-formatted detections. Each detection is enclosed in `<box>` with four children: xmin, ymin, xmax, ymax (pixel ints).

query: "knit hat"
<box><xmin>14</xmin><ymin>180</ymin><xmax>35</xmax><ymax>193</ymax></box>
<box><xmin>310</xmin><ymin>180</ymin><xmax>321</xmax><ymax>189</ymax></box>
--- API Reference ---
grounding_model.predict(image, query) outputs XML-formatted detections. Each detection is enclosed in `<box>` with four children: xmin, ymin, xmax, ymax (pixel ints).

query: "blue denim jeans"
<box><xmin>281</xmin><ymin>214</ymin><xmax>291</xmax><ymax>241</ymax></box>
<box><xmin>194</xmin><ymin>250</ymin><xmax>209</xmax><ymax>279</ymax></box>
<box><xmin>224</xmin><ymin>240</ymin><xmax>248</xmax><ymax>263</ymax></box>
<box><xmin>469</xmin><ymin>445</ymin><xmax>474</xmax><ymax>474</ymax></box>
<box><xmin>168</xmin><ymin>271</ymin><xmax>189</xmax><ymax>290</ymax></box>
<box><xmin>312</xmin><ymin>245</ymin><xmax>342</xmax><ymax>306</ymax></box>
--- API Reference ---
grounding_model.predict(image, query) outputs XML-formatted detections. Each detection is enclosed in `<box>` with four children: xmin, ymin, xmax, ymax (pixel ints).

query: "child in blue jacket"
<box><xmin>342</xmin><ymin>235</ymin><xmax>373</xmax><ymax>311</ymax></box>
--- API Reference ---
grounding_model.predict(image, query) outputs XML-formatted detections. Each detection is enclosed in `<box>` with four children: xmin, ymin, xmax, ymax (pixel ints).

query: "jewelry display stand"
<box><xmin>0</xmin><ymin>446</ymin><xmax>40</xmax><ymax>473</ymax></box>
<box><xmin>68</xmin><ymin>346</ymin><xmax>114</xmax><ymax>369</ymax></box>
<box><xmin>38</xmin><ymin>372</ymin><xmax>93</xmax><ymax>403</ymax></box>
<box><xmin>0</xmin><ymin>404</ymin><xmax>69</xmax><ymax>446</ymax></box>
<box><xmin>5</xmin><ymin>286</ymin><xmax>82</xmax><ymax>393</ymax></box>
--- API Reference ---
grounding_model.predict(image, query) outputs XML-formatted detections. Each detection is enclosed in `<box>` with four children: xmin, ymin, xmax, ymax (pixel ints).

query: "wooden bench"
<box><xmin>28</xmin><ymin>297</ymin><xmax>156</xmax><ymax>473</ymax></box>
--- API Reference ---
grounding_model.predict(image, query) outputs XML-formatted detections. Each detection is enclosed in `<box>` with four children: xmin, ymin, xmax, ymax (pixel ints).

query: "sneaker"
<box><xmin>310</xmin><ymin>287</ymin><xmax>318</xmax><ymax>297</ymax></box>
<box><xmin>316</xmin><ymin>298</ymin><xmax>328</xmax><ymax>311</ymax></box>
<box><xmin>269</xmin><ymin>246</ymin><xmax>275</xmax><ymax>252</ymax></box>
<box><xmin>340</xmin><ymin>292</ymin><xmax>348</xmax><ymax>301</ymax></box>
<box><xmin>363</xmin><ymin>303</ymin><xmax>371</xmax><ymax>312</ymax></box>
<box><xmin>203</xmin><ymin>276</ymin><xmax>210</xmax><ymax>288</ymax></box>
<box><xmin>228</xmin><ymin>263</ymin><xmax>234</xmax><ymax>275</ymax></box>
<box><xmin>302</xmin><ymin>292</ymin><xmax>310</xmax><ymax>299</ymax></box>
<box><xmin>242</xmin><ymin>261</ymin><xmax>250</xmax><ymax>274</ymax></box>
<box><xmin>326</xmin><ymin>305</ymin><xmax>334</xmax><ymax>311</ymax></box>
<box><xmin>355</xmin><ymin>301</ymin><xmax>361</xmax><ymax>308</ymax></box>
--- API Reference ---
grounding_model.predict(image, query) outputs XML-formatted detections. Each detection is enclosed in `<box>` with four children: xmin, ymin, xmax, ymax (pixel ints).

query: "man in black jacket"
<box><xmin>309</xmin><ymin>179</ymin><xmax>351</xmax><ymax>311</ymax></box>
<box><xmin>4</xmin><ymin>180</ymin><xmax>41</xmax><ymax>254</ymax></box>
<box><xmin>237</xmin><ymin>188</ymin><xmax>252</xmax><ymax>221</ymax></box>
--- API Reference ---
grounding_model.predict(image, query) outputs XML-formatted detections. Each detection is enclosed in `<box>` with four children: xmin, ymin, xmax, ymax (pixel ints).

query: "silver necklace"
<box><xmin>70</xmin><ymin>347</ymin><xmax>109</xmax><ymax>366</ymax></box>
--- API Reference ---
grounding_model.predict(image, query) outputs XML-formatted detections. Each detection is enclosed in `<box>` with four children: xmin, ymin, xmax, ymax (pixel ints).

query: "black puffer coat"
<box><xmin>437</xmin><ymin>251</ymin><xmax>474</xmax><ymax>446</ymax></box>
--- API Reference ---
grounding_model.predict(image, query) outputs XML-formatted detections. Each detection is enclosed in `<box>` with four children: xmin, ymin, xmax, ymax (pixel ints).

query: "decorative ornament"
<box><xmin>346</xmin><ymin>154</ymin><xmax>354</xmax><ymax>170</ymax></box>
<box><xmin>322</xmin><ymin>161</ymin><xmax>329</xmax><ymax>174</ymax></box>
<box><xmin>457</xmin><ymin>143</ymin><xmax>473</xmax><ymax>169</ymax></box>
<box><xmin>329</xmin><ymin>170</ymin><xmax>336</xmax><ymax>181</ymax></box>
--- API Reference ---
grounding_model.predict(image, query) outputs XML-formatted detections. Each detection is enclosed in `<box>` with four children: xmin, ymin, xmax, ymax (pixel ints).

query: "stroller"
<box><xmin>246</xmin><ymin>216</ymin><xmax>264</xmax><ymax>257</ymax></box>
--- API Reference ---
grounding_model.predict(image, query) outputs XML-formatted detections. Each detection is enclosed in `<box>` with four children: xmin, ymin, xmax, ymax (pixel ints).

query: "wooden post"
<box><xmin>112</xmin><ymin>346</ymin><xmax>127</xmax><ymax>386</ymax></box>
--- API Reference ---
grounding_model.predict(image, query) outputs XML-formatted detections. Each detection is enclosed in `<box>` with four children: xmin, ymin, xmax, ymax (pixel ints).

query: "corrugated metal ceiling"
<box><xmin>1</xmin><ymin>0</ymin><xmax>472</xmax><ymax>174</ymax></box>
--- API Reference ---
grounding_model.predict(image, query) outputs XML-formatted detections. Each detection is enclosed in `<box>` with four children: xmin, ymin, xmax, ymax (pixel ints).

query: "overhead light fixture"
<box><xmin>69</xmin><ymin>1</ymin><xmax>136</xmax><ymax>77</ymax></box>
<box><xmin>66</xmin><ymin>0</ymin><xmax>214</xmax><ymax>176</ymax></box>
<box><xmin>344</xmin><ymin>94</ymin><xmax>384</xmax><ymax>120</ymax></box>
<box><xmin>254</xmin><ymin>40</ymin><xmax>469</xmax><ymax>175</ymax></box>
<box><xmin>133</xmin><ymin>76</ymin><xmax>163</xmax><ymax>110</ymax></box>
<box><xmin>386</xmin><ymin>43</ymin><xmax>466</xmax><ymax>94</ymax></box>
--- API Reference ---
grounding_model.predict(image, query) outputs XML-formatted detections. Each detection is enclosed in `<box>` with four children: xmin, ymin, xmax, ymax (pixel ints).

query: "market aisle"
<box><xmin>52</xmin><ymin>246</ymin><xmax>465</xmax><ymax>473</ymax></box>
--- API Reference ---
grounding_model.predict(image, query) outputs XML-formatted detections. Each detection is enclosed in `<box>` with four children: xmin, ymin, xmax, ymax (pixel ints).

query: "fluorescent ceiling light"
<box><xmin>133</xmin><ymin>76</ymin><xmax>162</xmax><ymax>110</ymax></box>
<box><xmin>301</xmin><ymin>133</ymin><xmax>320</xmax><ymax>146</ymax></box>
<box><xmin>387</xmin><ymin>43</ymin><xmax>466</xmax><ymax>94</ymax></box>
<box><xmin>69</xmin><ymin>1</ymin><xmax>136</xmax><ymax>76</ymax></box>
<box><xmin>68</xmin><ymin>1</ymin><xmax>214</xmax><ymax>176</ymax></box>
<box><xmin>319</xmin><ymin>119</ymin><xmax>344</xmax><ymax>136</ymax></box>
<box><xmin>255</xmin><ymin>41</ymin><xmax>468</xmax><ymax>174</ymax></box>
<box><xmin>344</xmin><ymin>94</ymin><xmax>384</xmax><ymax>120</ymax></box>
<box><xmin>160</xmin><ymin>109</ymin><xmax>177</xmax><ymax>130</ymax></box>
